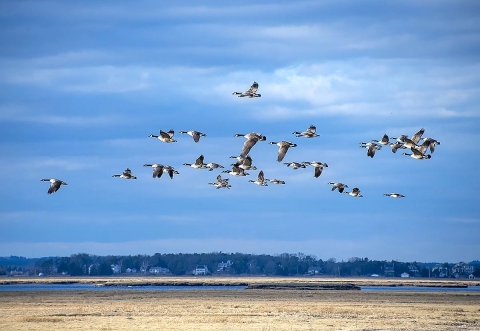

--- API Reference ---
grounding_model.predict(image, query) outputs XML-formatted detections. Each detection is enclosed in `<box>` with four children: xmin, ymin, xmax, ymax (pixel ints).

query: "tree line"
<box><xmin>0</xmin><ymin>253</ymin><xmax>478</xmax><ymax>277</ymax></box>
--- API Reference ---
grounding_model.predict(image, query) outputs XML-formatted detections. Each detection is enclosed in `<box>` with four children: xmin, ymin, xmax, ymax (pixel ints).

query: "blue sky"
<box><xmin>1</xmin><ymin>0</ymin><xmax>479</xmax><ymax>262</ymax></box>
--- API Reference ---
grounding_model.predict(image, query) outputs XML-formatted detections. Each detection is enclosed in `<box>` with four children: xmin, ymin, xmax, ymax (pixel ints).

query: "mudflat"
<box><xmin>0</xmin><ymin>277</ymin><xmax>479</xmax><ymax>331</ymax></box>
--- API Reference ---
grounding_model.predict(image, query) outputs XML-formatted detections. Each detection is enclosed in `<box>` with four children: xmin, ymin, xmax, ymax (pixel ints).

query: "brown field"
<box><xmin>1</xmin><ymin>277</ymin><xmax>479</xmax><ymax>330</ymax></box>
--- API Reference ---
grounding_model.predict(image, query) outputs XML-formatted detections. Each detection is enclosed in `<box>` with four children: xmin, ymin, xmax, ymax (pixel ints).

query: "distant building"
<box><xmin>125</xmin><ymin>268</ymin><xmax>137</xmax><ymax>273</ymax></box>
<box><xmin>193</xmin><ymin>265</ymin><xmax>209</xmax><ymax>275</ymax></box>
<box><xmin>111</xmin><ymin>264</ymin><xmax>121</xmax><ymax>274</ymax></box>
<box><xmin>307</xmin><ymin>267</ymin><xmax>322</xmax><ymax>275</ymax></box>
<box><xmin>149</xmin><ymin>267</ymin><xmax>170</xmax><ymax>275</ymax></box>
<box><xmin>217</xmin><ymin>260</ymin><xmax>233</xmax><ymax>272</ymax></box>
<box><xmin>401</xmin><ymin>272</ymin><xmax>410</xmax><ymax>278</ymax></box>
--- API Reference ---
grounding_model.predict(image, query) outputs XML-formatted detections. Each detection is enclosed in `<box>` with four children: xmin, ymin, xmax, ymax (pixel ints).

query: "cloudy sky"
<box><xmin>1</xmin><ymin>0</ymin><xmax>479</xmax><ymax>263</ymax></box>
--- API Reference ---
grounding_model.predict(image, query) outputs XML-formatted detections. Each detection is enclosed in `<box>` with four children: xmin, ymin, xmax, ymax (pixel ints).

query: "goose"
<box><xmin>384</xmin><ymin>193</ymin><xmax>405</xmax><ymax>198</ymax></box>
<box><xmin>41</xmin><ymin>178</ymin><xmax>68</xmax><ymax>194</ymax></box>
<box><xmin>284</xmin><ymin>161</ymin><xmax>306</xmax><ymax>170</ymax></box>
<box><xmin>268</xmin><ymin>179</ymin><xmax>286</xmax><ymax>185</ymax></box>
<box><xmin>303</xmin><ymin>161</ymin><xmax>328</xmax><ymax>178</ymax></box>
<box><xmin>205</xmin><ymin>162</ymin><xmax>224</xmax><ymax>171</ymax></box>
<box><xmin>179</xmin><ymin>130</ymin><xmax>206</xmax><ymax>143</ymax></box>
<box><xmin>402</xmin><ymin>147</ymin><xmax>431</xmax><ymax>160</ymax></box>
<box><xmin>143</xmin><ymin>163</ymin><xmax>165</xmax><ymax>178</ymax></box>
<box><xmin>183</xmin><ymin>155</ymin><xmax>208</xmax><ymax>169</ymax></box>
<box><xmin>232</xmin><ymin>81</ymin><xmax>261</xmax><ymax>98</ymax></box>
<box><xmin>222</xmin><ymin>164</ymin><xmax>249</xmax><ymax>177</ymax></box>
<box><xmin>293</xmin><ymin>125</ymin><xmax>319</xmax><ymax>138</ymax></box>
<box><xmin>389</xmin><ymin>141</ymin><xmax>407</xmax><ymax>154</ymax></box>
<box><xmin>372</xmin><ymin>134</ymin><xmax>390</xmax><ymax>145</ymax></box>
<box><xmin>233</xmin><ymin>155</ymin><xmax>257</xmax><ymax>170</ymax></box>
<box><xmin>235</xmin><ymin>132</ymin><xmax>267</xmax><ymax>157</ymax></box>
<box><xmin>328</xmin><ymin>182</ymin><xmax>348</xmax><ymax>193</ymax></box>
<box><xmin>270</xmin><ymin>141</ymin><xmax>297</xmax><ymax>162</ymax></box>
<box><xmin>163</xmin><ymin>165</ymin><xmax>179</xmax><ymax>179</ymax></box>
<box><xmin>248</xmin><ymin>170</ymin><xmax>268</xmax><ymax>186</ymax></box>
<box><xmin>414</xmin><ymin>139</ymin><xmax>433</xmax><ymax>156</ymax></box>
<box><xmin>422</xmin><ymin>137</ymin><xmax>440</xmax><ymax>153</ymax></box>
<box><xmin>359</xmin><ymin>142</ymin><xmax>382</xmax><ymax>158</ymax></box>
<box><xmin>345</xmin><ymin>187</ymin><xmax>363</xmax><ymax>197</ymax></box>
<box><xmin>392</xmin><ymin>128</ymin><xmax>424</xmax><ymax>146</ymax></box>
<box><xmin>112</xmin><ymin>168</ymin><xmax>137</xmax><ymax>179</ymax></box>
<box><xmin>208</xmin><ymin>175</ymin><xmax>231</xmax><ymax>189</ymax></box>
<box><xmin>149</xmin><ymin>129</ymin><xmax>177</xmax><ymax>143</ymax></box>
<box><xmin>411</xmin><ymin>128</ymin><xmax>425</xmax><ymax>144</ymax></box>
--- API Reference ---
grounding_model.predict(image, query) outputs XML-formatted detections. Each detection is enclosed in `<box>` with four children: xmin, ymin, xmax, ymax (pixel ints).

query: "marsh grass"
<box><xmin>0</xmin><ymin>284</ymin><xmax>479</xmax><ymax>330</ymax></box>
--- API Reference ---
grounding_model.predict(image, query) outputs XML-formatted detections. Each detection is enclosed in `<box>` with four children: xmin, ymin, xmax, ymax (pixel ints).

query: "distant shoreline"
<box><xmin>1</xmin><ymin>276</ymin><xmax>478</xmax><ymax>289</ymax></box>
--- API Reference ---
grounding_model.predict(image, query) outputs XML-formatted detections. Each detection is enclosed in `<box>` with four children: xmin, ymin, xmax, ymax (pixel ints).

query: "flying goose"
<box><xmin>41</xmin><ymin>178</ymin><xmax>68</xmax><ymax>194</ymax></box>
<box><xmin>232</xmin><ymin>155</ymin><xmax>257</xmax><ymax>170</ymax></box>
<box><xmin>384</xmin><ymin>193</ymin><xmax>405</xmax><ymax>198</ymax></box>
<box><xmin>402</xmin><ymin>147</ymin><xmax>431</xmax><ymax>160</ymax></box>
<box><xmin>232</xmin><ymin>81</ymin><xmax>261</xmax><ymax>98</ymax></box>
<box><xmin>179</xmin><ymin>130</ymin><xmax>206</xmax><ymax>143</ymax></box>
<box><xmin>235</xmin><ymin>132</ymin><xmax>267</xmax><ymax>157</ymax></box>
<box><xmin>293</xmin><ymin>125</ymin><xmax>319</xmax><ymax>138</ymax></box>
<box><xmin>392</xmin><ymin>128</ymin><xmax>424</xmax><ymax>146</ymax></box>
<box><xmin>183</xmin><ymin>155</ymin><xmax>208</xmax><ymax>169</ymax></box>
<box><xmin>143</xmin><ymin>163</ymin><xmax>165</xmax><ymax>178</ymax></box>
<box><xmin>411</xmin><ymin>128</ymin><xmax>425</xmax><ymax>144</ymax></box>
<box><xmin>208</xmin><ymin>175</ymin><xmax>231</xmax><ymax>189</ymax></box>
<box><xmin>270</xmin><ymin>141</ymin><xmax>297</xmax><ymax>162</ymax></box>
<box><xmin>248</xmin><ymin>170</ymin><xmax>268</xmax><ymax>186</ymax></box>
<box><xmin>268</xmin><ymin>179</ymin><xmax>286</xmax><ymax>185</ymax></box>
<box><xmin>284</xmin><ymin>161</ymin><xmax>306</xmax><ymax>170</ymax></box>
<box><xmin>389</xmin><ymin>141</ymin><xmax>407</xmax><ymax>154</ymax></box>
<box><xmin>205</xmin><ymin>162</ymin><xmax>224</xmax><ymax>171</ymax></box>
<box><xmin>372</xmin><ymin>134</ymin><xmax>390</xmax><ymax>145</ymax></box>
<box><xmin>328</xmin><ymin>182</ymin><xmax>348</xmax><ymax>193</ymax></box>
<box><xmin>163</xmin><ymin>165</ymin><xmax>179</xmax><ymax>179</ymax></box>
<box><xmin>345</xmin><ymin>187</ymin><xmax>363</xmax><ymax>197</ymax></box>
<box><xmin>422</xmin><ymin>137</ymin><xmax>440</xmax><ymax>153</ymax></box>
<box><xmin>303</xmin><ymin>161</ymin><xmax>328</xmax><ymax>178</ymax></box>
<box><xmin>359</xmin><ymin>142</ymin><xmax>382</xmax><ymax>158</ymax></box>
<box><xmin>222</xmin><ymin>164</ymin><xmax>249</xmax><ymax>177</ymax></box>
<box><xmin>112</xmin><ymin>168</ymin><xmax>137</xmax><ymax>179</ymax></box>
<box><xmin>149</xmin><ymin>129</ymin><xmax>177</xmax><ymax>143</ymax></box>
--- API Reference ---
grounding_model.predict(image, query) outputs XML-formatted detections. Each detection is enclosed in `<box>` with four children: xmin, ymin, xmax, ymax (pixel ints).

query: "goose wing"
<box><xmin>277</xmin><ymin>144</ymin><xmax>290</xmax><ymax>162</ymax></box>
<box><xmin>152</xmin><ymin>165</ymin><xmax>164</xmax><ymax>178</ymax></box>
<box><xmin>258</xmin><ymin>170</ymin><xmax>265</xmax><ymax>182</ymax></box>
<box><xmin>314</xmin><ymin>166</ymin><xmax>323</xmax><ymax>178</ymax></box>
<box><xmin>411</xmin><ymin>128</ymin><xmax>425</xmax><ymax>144</ymax></box>
<box><xmin>192</xmin><ymin>131</ymin><xmax>201</xmax><ymax>143</ymax></box>
<box><xmin>240</xmin><ymin>139</ymin><xmax>258</xmax><ymax>157</ymax></box>
<box><xmin>48</xmin><ymin>180</ymin><xmax>61</xmax><ymax>194</ymax></box>
<box><xmin>195</xmin><ymin>155</ymin><xmax>205</xmax><ymax>166</ymax></box>
<box><xmin>247</xmin><ymin>81</ymin><xmax>258</xmax><ymax>94</ymax></box>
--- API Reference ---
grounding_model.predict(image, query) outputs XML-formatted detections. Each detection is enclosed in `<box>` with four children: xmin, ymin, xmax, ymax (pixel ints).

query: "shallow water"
<box><xmin>360</xmin><ymin>285</ymin><xmax>480</xmax><ymax>292</ymax></box>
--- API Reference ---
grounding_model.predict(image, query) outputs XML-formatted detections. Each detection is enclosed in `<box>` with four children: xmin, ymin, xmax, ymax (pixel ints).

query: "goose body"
<box><xmin>179</xmin><ymin>130</ymin><xmax>206</xmax><ymax>143</ymax></box>
<box><xmin>303</xmin><ymin>161</ymin><xmax>328</xmax><ymax>178</ymax></box>
<box><xmin>235</xmin><ymin>133</ymin><xmax>267</xmax><ymax>157</ymax></box>
<box><xmin>248</xmin><ymin>170</ymin><xmax>268</xmax><ymax>186</ymax></box>
<box><xmin>270</xmin><ymin>141</ymin><xmax>297</xmax><ymax>162</ymax></box>
<box><xmin>422</xmin><ymin>137</ymin><xmax>440</xmax><ymax>153</ymax></box>
<box><xmin>143</xmin><ymin>163</ymin><xmax>164</xmax><ymax>178</ymax></box>
<box><xmin>208</xmin><ymin>175</ymin><xmax>231</xmax><ymax>189</ymax></box>
<box><xmin>389</xmin><ymin>141</ymin><xmax>407</xmax><ymax>153</ymax></box>
<box><xmin>359</xmin><ymin>142</ymin><xmax>382</xmax><ymax>158</ymax></box>
<box><xmin>222</xmin><ymin>164</ymin><xmax>249</xmax><ymax>177</ymax></box>
<box><xmin>233</xmin><ymin>155</ymin><xmax>257</xmax><ymax>170</ymax></box>
<box><xmin>183</xmin><ymin>155</ymin><xmax>208</xmax><ymax>169</ymax></box>
<box><xmin>384</xmin><ymin>193</ymin><xmax>405</xmax><ymax>198</ymax></box>
<box><xmin>284</xmin><ymin>161</ymin><xmax>306</xmax><ymax>169</ymax></box>
<box><xmin>345</xmin><ymin>187</ymin><xmax>363</xmax><ymax>197</ymax></box>
<box><xmin>402</xmin><ymin>147</ymin><xmax>431</xmax><ymax>160</ymax></box>
<box><xmin>268</xmin><ymin>179</ymin><xmax>286</xmax><ymax>185</ymax></box>
<box><xmin>232</xmin><ymin>81</ymin><xmax>261</xmax><ymax>98</ymax></box>
<box><xmin>41</xmin><ymin>178</ymin><xmax>68</xmax><ymax>194</ymax></box>
<box><xmin>328</xmin><ymin>182</ymin><xmax>348</xmax><ymax>193</ymax></box>
<box><xmin>112</xmin><ymin>168</ymin><xmax>137</xmax><ymax>179</ymax></box>
<box><xmin>149</xmin><ymin>129</ymin><xmax>177</xmax><ymax>143</ymax></box>
<box><xmin>293</xmin><ymin>125</ymin><xmax>319</xmax><ymax>138</ymax></box>
<box><xmin>205</xmin><ymin>162</ymin><xmax>224</xmax><ymax>171</ymax></box>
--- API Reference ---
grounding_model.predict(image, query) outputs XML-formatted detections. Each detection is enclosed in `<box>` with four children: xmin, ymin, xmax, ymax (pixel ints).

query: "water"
<box><xmin>361</xmin><ymin>286</ymin><xmax>480</xmax><ymax>292</ymax></box>
<box><xmin>0</xmin><ymin>284</ymin><xmax>247</xmax><ymax>292</ymax></box>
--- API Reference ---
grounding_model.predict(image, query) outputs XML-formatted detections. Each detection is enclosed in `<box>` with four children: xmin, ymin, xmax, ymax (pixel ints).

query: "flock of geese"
<box><xmin>41</xmin><ymin>82</ymin><xmax>440</xmax><ymax>198</ymax></box>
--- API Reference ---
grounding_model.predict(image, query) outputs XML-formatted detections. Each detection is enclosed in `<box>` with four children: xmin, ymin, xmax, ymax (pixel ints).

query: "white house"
<box><xmin>400</xmin><ymin>272</ymin><xmax>410</xmax><ymax>278</ymax></box>
<box><xmin>193</xmin><ymin>265</ymin><xmax>209</xmax><ymax>275</ymax></box>
<box><xmin>217</xmin><ymin>260</ymin><xmax>233</xmax><ymax>272</ymax></box>
<box><xmin>149</xmin><ymin>267</ymin><xmax>170</xmax><ymax>274</ymax></box>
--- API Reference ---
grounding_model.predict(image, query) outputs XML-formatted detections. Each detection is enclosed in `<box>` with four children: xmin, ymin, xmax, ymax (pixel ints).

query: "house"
<box><xmin>401</xmin><ymin>272</ymin><xmax>410</xmax><ymax>278</ymax></box>
<box><xmin>193</xmin><ymin>265</ymin><xmax>209</xmax><ymax>275</ymax></box>
<box><xmin>452</xmin><ymin>262</ymin><xmax>475</xmax><ymax>277</ymax></box>
<box><xmin>217</xmin><ymin>260</ymin><xmax>233</xmax><ymax>272</ymax></box>
<box><xmin>111</xmin><ymin>264</ymin><xmax>121</xmax><ymax>274</ymax></box>
<box><xmin>307</xmin><ymin>267</ymin><xmax>322</xmax><ymax>275</ymax></box>
<box><xmin>408</xmin><ymin>265</ymin><xmax>420</xmax><ymax>276</ymax></box>
<box><xmin>149</xmin><ymin>267</ymin><xmax>170</xmax><ymax>275</ymax></box>
<box><xmin>125</xmin><ymin>268</ymin><xmax>137</xmax><ymax>273</ymax></box>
